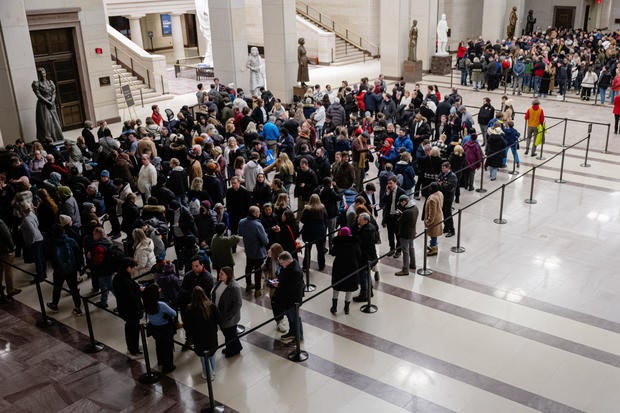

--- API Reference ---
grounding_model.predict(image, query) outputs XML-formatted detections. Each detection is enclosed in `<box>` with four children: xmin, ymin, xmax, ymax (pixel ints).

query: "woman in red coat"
<box><xmin>613</xmin><ymin>94</ymin><xmax>620</xmax><ymax>134</ymax></box>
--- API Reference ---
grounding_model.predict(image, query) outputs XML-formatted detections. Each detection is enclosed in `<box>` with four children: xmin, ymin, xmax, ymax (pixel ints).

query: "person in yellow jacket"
<box><xmin>524</xmin><ymin>99</ymin><xmax>545</xmax><ymax>156</ymax></box>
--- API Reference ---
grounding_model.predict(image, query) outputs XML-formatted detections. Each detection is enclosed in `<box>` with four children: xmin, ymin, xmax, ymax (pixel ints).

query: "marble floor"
<box><xmin>7</xmin><ymin>65</ymin><xmax>620</xmax><ymax>412</ymax></box>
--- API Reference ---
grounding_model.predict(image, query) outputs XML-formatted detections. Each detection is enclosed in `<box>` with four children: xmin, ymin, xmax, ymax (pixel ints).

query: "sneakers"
<box><xmin>280</xmin><ymin>332</ymin><xmax>295</xmax><ymax>343</ymax></box>
<box><xmin>127</xmin><ymin>350</ymin><xmax>144</xmax><ymax>360</ymax></box>
<box><xmin>72</xmin><ymin>307</ymin><xmax>83</xmax><ymax>317</ymax></box>
<box><xmin>277</xmin><ymin>320</ymin><xmax>288</xmax><ymax>333</ymax></box>
<box><xmin>7</xmin><ymin>288</ymin><xmax>21</xmax><ymax>297</ymax></box>
<box><xmin>445</xmin><ymin>231</ymin><xmax>455</xmax><ymax>238</ymax></box>
<box><xmin>395</xmin><ymin>270</ymin><xmax>409</xmax><ymax>276</ymax></box>
<box><xmin>427</xmin><ymin>246</ymin><xmax>438</xmax><ymax>256</ymax></box>
<box><xmin>46</xmin><ymin>302</ymin><xmax>59</xmax><ymax>313</ymax></box>
<box><xmin>393</xmin><ymin>250</ymin><xmax>401</xmax><ymax>259</ymax></box>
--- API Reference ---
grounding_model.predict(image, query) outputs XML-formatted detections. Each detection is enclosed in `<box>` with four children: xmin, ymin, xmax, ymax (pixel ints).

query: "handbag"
<box><xmin>286</xmin><ymin>225</ymin><xmax>303</xmax><ymax>254</ymax></box>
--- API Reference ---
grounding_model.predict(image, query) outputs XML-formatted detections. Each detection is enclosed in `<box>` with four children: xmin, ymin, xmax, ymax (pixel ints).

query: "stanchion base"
<box><xmin>36</xmin><ymin>317</ymin><xmax>54</xmax><ymax>328</ymax></box>
<box><xmin>580</xmin><ymin>163</ymin><xmax>591</xmax><ymax>168</ymax></box>
<box><xmin>536</xmin><ymin>156</ymin><xmax>546</xmax><ymax>160</ymax></box>
<box><xmin>139</xmin><ymin>371</ymin><xmax>161</xmax><ymax>384</ymax></box>
<box><xmin>475</xmin><ymin>188</ymin><xmax>487</xmax><ymax>193</ymax></box>
<box><xmin>524</xmin><ymin>199</ymin><xmax>538</xmax><ymax>204</ymax></box>
<box><xmin>287</xmin><ymin>350</ymin><xmax>309</xmax><ymax>362</ymax></box>
<box><xmin>200</xmin><ymin>405</ymin><xmax>225</xmax><ymax>413</ymax></box>
<box><xmin>507</xmin><ymin>170</ymin><xmax>519</xmax><ymax>175</ymax></box>
<box><xmin>554</xmin><ymin>179</ymin><xmax>566</xmax><ymax>184</ymax></box>
<box><xmin>360</xmin><ymin>304</ymin><xmax>378</xmax><ymax>313</ymax></box>
<box><xmin>450</xmin><ymin>246</ymin><xmax>466</xmax><ymax>253</ymax></box>
<box><xmin>304</xmin><ymin>284</ymin><xmax>316</xmax><ymax>292</ymax></box>
<box><xmin>493</xmin><ymin>218</ymin><xmax>508</xmax><ymax>225</ymax></box>
<box><xmin>416</xmin><ymin>268</ymin><xmax>433</xmax><ymax>276</ymax></box>
<box><xmin>236</xmin><ymin>324</ymin><xmax>246</xmax><ymax>334</ymax></box>
<box><xmin>84</xmin><ymin>342</ymin><xmax>104</xmax><ymax>353</ymax></box>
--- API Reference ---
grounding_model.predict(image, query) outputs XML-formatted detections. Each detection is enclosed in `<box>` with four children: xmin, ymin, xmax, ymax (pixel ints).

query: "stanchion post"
<box><xmin>605</xmin><ymin>123</ymin><xmax>611</xmax><ymax>153</ymax></box>
<box><xmin>508</xmin><ymin>144</ymin><xmax>518</xmax><ymax>175</ymax></box>
<box><xmin>303</xmin><ymin>244</ymin><xmax>316</xmax><ymax>292</ymax></box>
<box><xmin>450</xmin><ymin>209</ymin><xmax>466</xmax><ymax>253</ymax></box>
<box><xmin>580</xmin><ymin>124</ymin><xmax>592</xmax><ymax>168</ymax></box>
<box><xmin>555</xmin><ymin>149</ymin><xmax>567</xmax><ymax>184</ymax></box>
<box><xmin>524</xmin><ymin>166</ymin><xmax>538</xmax><ymax>204</ymax></box>
<box><xmin>34</xmin><ymin>277</ymin><xmax>53</xmax><ymax>328</ymax></box>
<box><xmin>360</xmin><ymin>261</ymin><xmax>378</xmax><ymax>313</ymax></box>
<box><xmin>416</xmin><ymin>230</ymin><xmax>433</xmax><ymax>276</ymax></box>
<box><xmin>475</xmin><ymin>163</ymin><xmax>487</xmax><ymax>193</ymax></box>
<box><xmin>138</xmin><ymin>324</ymin><xmax>161</xmax><ymax>384</ymax></box>
<box><xmin>287</xmin><ymin>303</ymin><xmax>309</xmax><ymax>362</ymax></box>
<box><xmin>561</xmin><ymin>118</ymin><xmax>568</xmax><ymax>147</ymax></box>
<box><xmin>536</xmin><ymin>129</ymin><xmax>546</xmax><ymax>160</ymax></box>
<box><xmin>200</xmin><ymin>351</ymin><xmax>224</xmax><ymax>413</ymax></box>
<box><xmin>82</xmin><ymin>297</ymin><xmax>104</xmax><ymax>353</ymax></box>
<box><xmin>493</xmin><ymin>185</ymin><xmax>508</xmax><ymax>224</ymax></box>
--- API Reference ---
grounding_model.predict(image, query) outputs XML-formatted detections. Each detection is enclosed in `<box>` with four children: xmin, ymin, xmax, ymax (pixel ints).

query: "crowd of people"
<box><xmin>455</xmin><ymin>27</ymin><xmax>620</xmax><ymax>102</ymax></box>
<box><xmin>0</xmin><ymin>60</ymin><xmax>542</xmax><ymax>377</ymax></box>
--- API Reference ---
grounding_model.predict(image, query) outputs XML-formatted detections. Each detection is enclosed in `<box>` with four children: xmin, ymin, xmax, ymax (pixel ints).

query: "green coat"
<box><xmin>210</xmin><ymin>234</ymin><xmax>241</xmax><ymax>269</ymax></box>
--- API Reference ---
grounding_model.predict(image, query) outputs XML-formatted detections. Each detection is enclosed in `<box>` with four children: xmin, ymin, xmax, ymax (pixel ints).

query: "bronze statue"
<box><xmin>408</xmin><ymin>20</ymin><xmax>418</xmax><ymax>61</ymax></box>
<box><xmin>32</xmin><ymin>67</ymin><xmax>64</xmax><ymax>143</ymax></box>
<box><xmin>297</xmin><ymin>38</ymin><xmax>309</xmax><ymax>87</ymax></box>
<box><xmin>525</xmin><ymin>9</ymin><xmax>536</xmax><ymax>35</ymax></box>
<box><xmin>507</xmin><ymin>7</ymin><xmax>518</xmax><ymax>39</ymax></box>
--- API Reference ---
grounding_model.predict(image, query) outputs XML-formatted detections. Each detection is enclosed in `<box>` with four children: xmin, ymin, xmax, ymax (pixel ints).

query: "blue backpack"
<box><xmin>52</xmin><ymin>237</ymin><xmax>81</xmax><ymax>275</ymax></box>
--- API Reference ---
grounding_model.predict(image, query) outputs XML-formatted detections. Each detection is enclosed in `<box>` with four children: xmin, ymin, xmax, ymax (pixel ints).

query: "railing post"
<box><xmin>605</xmin><ymin>123</ymin><xmax>611</xmax><ymax>153</ymax></box>
<box><xmin>161</xmin><ymin>75</ymin><xmax>165</xmax><ymax>95</ymax></box>
<box><xmin>555</xmin><ymin>148</ymin><xmax>567</xmax><ymax>184</ymax></box>
<box><xmin>303</xmin><ymin>244</ymin><xmax>316</xmax><ymax>292</ymax></box>
<box><xmin>493</xmin><ymin>185</ymin><xmax>508</xmax><ymax>224</ymax></box>
<box><xmin>524</xmin><ymin>166</ymin><xmax>538</xmax><ymax>204</ymax></box>
<box><xmin>82</xmin><ymin>297</ymin><xmax>104</xmax><ymax>353</ymax></box>
<box><xmin>416</xmin><ymin>230</ymin><xmax>433</xmax><ymax>276</ymax></box>
<box><xmin>450</xmin><ymin>209</ymin><xmax>466</xmax><ymax>253</ymax></box>
<box><xmin>508</xmin><ymin>144</ymin><xmax>518</xmax><ymax>175</ymax></box>
<box><xmin>536</xmin><ymin>128</ymin><xmax>546</xmax><ymax>160</ymax></box>
<box><xmin>201</xmin><ymin>351</ymin><xmax>223</xmax><ymax>413</ymax></box>
<box><xmin>360</xmin><ymin>261</ymin><xmax>378</xmax><ymax>313</ymax></box>
<box><xmin>34</xmin><ymin>277</ymin><xmax>53</xmax><ymax>328</ymax></box>
<box><xmin>561</xmin><ymin>118</ymin><xmax>568</xmax><ymax>147</ymax></box>
<box><xmin>287</xmin><ymin>303</ymin><xmax>309</xmax><ymax>362</ymax></box>
<box><xmin>475</xmin><ymin>164</ymin><xmax>487</xmax><ymax>193</ymax></box>
<box><xmin>147</xmin><ymin>69</ymin><xmax>151</xmax><ymax>89</ymax></box>
<box><xmin>140</xmin><ymin>88</ymin><xmax>144</xmax><ymax>108</ymax></box>
<box><xmin>580</xmin><ymin>124</ymin><xmax>592</xmax><ymax>168</ymax></box>
<box><xmin>138</xmin><ymin>323</ymin><xmax>161</xmax><ymax>384</ymax></box>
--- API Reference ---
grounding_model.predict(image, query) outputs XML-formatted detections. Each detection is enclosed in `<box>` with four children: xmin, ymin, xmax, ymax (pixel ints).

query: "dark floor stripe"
<box><xmin>1</xmin><ymin>300</ymin><xmax>235</xmax><ymax>413</ymax></box>
<box><xmin>243</xmin><ymin>331</ymin><xmax>455</xmax><ymax>413</ymax></box>
<box><xmin>244</xmin><ymin>291</ymin><xmax>583</xmax><ymax>413</ymax></box>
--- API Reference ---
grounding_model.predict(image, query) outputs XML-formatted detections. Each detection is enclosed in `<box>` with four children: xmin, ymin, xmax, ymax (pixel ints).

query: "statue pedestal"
<box><xmin>403</xmin><ymin>60</ymin><xmax>423</xmax><ymax>83</ymax></box>
<box><xmin>431</xmin><ymin>55</ymin><xmax>452</xmax><ymax>75</ymax></box>
<box><xmin>293</xmin><ymin>86</ymin><xmax>306</xmax><ymax>100</ymax></box>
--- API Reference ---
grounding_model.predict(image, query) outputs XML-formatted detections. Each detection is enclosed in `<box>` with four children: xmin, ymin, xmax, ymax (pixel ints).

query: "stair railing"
<box><xmin>296</xmin><ymin>0</ymin><xmax>380</xmax><ymax>58</ymax></box>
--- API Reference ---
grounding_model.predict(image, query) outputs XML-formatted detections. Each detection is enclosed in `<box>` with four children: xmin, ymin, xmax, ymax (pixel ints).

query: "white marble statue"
<box><xmin>436</xmin><ymin>14</ymin><xmax>449</xmax><ymax>56</ymax></box>
<box><xmin>246</xmin><ymin>47</ymin><xmax>266</xmax><ymax>97</ymax></box>
<box><xmin>195</xmin><ymin>0</ymin><xmax>213</xmax><ymax>67</ymax></box>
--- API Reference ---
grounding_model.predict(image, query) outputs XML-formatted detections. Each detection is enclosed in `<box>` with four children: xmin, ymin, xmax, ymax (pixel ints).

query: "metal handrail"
<box><xmin>295</xmin><ymin>0</ymin><xmax>380</xmax><ymax>57</ymax></box>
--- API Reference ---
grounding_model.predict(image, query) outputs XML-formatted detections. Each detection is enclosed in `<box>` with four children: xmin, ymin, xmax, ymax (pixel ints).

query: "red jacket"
<box><xmin>457</xmin><ymin>46</ymin><xmax>467</xmax><ymax>59</ymax></box>
<box><xmin>612</xmin><ymin>75</ymin><xmax>620</xmax><ymax>92</ymax></box>
<box><xmin>152</xmin><ymin>111</ymin><xmax>163</xmax><ymax>126</ymax></box>
<box><xmin>613</xmin><ymin>95</ymin><xmax>620</xmax><ymax>115</ymax></box>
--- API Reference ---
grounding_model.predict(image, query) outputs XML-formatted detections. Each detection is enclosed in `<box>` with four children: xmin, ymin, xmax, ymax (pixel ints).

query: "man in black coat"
<box><xmin>352</xmin><ymin>212</ymin><xmax>378</xmax><ymax>302</ymax></box>
<box><xmin>437</xmin><ymin>161</ymin><xmax>458</xmax><ymax>237</ymax></box>
<box><xmin>112</xmin><ymin>257</ymin><xmax>144</xmax><ymax>358</ymax></box>
<box><xmin>273</xmin><ymin>251</ymin><xmax>305</xmax><ymax>343</ymax></box>
<box><xmin>380</xmin><ymin>176</ymin><xmax>406</xmax><ymax>257</ymax></box>
<box><xmin>225</xmin><ymin>176</ymin><xmax>252</xmax><ymax>241</ymax></box>
<box><xmin>395</xmin><ymin>195</ymin><xmax>419</xmax><ymax>275</ymax></box>
<box><xmin>293</xmin><ymin>158</ymin><xmax>318</xmax><ymax>218</ymax></box>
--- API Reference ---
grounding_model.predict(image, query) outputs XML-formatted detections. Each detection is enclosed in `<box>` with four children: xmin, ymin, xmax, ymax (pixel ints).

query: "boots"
<box><xmin>427</xmin><ymin>246</ymin><xmax>438</xmax><ymax>256</ymax></box>
<box><xmin>344</xmin><ymin>301</ymin><xmax>351</xmax><ymax>315</ymax></box>
<box><xmin>330</xmin><ymin>299</ymin><xmax>338</xmax><ymax>314</ymax></box>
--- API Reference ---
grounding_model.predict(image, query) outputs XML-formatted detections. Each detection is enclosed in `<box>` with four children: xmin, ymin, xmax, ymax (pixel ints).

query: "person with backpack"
<box><xmin>46</xmin><ymin>224</ymin><xmax>84</xmax><ymax>316</ymax></box>
<box><xmin>477</xmin><ymin>97</ymin><xmax>495</xmax><ymax>147</ymax></box>
<box><xmin>87</xmin><ymin>227</ymin><xmax>114</xmax><ymax>307</ymax></box>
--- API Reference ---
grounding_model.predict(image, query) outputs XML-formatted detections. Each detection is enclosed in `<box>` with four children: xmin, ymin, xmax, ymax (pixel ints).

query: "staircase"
<box><xmin>296</xmin><ymin>1</ymin><xmax>379</xmax><ymax>65</ymax></box>
<box><xmin>112</xmin><ymin>62</ymin><xmax>173</xmax><ymax>109</ymax></box>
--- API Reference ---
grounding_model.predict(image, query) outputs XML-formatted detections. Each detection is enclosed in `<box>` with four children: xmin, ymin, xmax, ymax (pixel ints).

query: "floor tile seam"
<box><xmin>303</xmin><ymin>262</ymin><xmax>620</xmax><ymax>368</ymax></box>
<box><xmin>242</xmin><ymin>329</ymin><xmax>456</xmax><ymax>413</ymax></box>
<box><xmin>239</xmin><ymin>289</ymin><xmax>584</xmax><ymax>413</ymax></box>
<box><xmin>0</xmin><ymin>302</ymin><xmax>233</xmax><ymax>412</ymax></box>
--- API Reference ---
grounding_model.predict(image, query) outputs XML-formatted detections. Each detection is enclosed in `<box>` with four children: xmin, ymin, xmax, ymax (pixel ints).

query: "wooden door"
<box><xmin>554</xmin><ymin>7</ymin><xmax>576</xmax><ymax>29</ymax></box>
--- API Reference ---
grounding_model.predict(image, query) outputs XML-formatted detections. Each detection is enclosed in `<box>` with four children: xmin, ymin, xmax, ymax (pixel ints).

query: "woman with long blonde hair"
<box><xmin>265</xmin><ymin>152</ymin><xmax>295</xmax><ymax>193</ymax></box>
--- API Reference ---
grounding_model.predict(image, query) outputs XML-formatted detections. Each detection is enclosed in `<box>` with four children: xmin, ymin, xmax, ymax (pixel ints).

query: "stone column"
<box><xmin>379</xmin><ymin>0</ymin><xmax>410</xmax><ymax>78</ymax></box>
<box><xmin>0</xmin><ymin>0</ymin><xmax>37</xmax><ymax>141</ymax></box>
<box><xmin>410</xmin><ymin>0</ymin><xmax>437</xmax><ymax>71</ymax></box>
<box><xmin>170</xmin><ymin>12</ymin><xmax>186</xmax><ymax>62</ymax></box>
<box><xmin>481</xmin><ymin>0</ymin><xmax>507</xmax><ymax>42</ymax></box>
<box><xmin>208</xmin><ymin>0</ymin><xmax>249</xmax><ymax>92</ymax></box>
<box><xmin>594</xmin><ymin>0</ymin><xmax>613</xmax><ymax>30</ymax></box>
<box><xmin>128</xmin><ymin>15</ymin><xmax>145</xmax><ymax>49</ymax></box>
<box><xmin>195</xmin><ymin>13</ymin><xmax>207</xmax><ymax>58</ymax></box>
<box><xmin>261</xmin><ymin>0</ymin><xmax>297</xmax><ymax>102</ymax></box>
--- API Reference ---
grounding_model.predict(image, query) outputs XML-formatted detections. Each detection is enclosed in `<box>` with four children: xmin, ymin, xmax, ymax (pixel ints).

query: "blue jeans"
<box><xmin>200</xmin><ymin>354</ymin><xmax>216</xmax><ymax>377</ymax></box>
<box><xmin>460</xmin><ymin>70</ymin><xmax>468</xmax><ymax>86</ymax></box>
<box><xmin>98</xmin><ymin>274</ymin><xmax>113</xmax><ymax>306</ymax></box>
<box><xmin>284</xmin><ymin>306</ymin><xmax>303</xmax><ymax>340</ymax></box>
<box><xmin>533</xmin><ymin>76</ymin><xmax>542</xmax><ymax>94</ymax></box>
<box><xmin>32</xmin><ymin>240</ymin><xmax>47</xmax><ymax>279</ymax></box>
<box><xmin>610</xmin><ymin>90</ymin><xmax>618</xmax><ymax>103</ymax></box>
<box><xmin>429</xmin><ymin>236</ymin><xmax>437</xmax><ymax>247</ymax></box>
<box><xmin>599</xmin><ymin>88</ymin><xmax>608</xmax><ymax>104</ymax></box>
<box><xmin>523</xmin><ymin>74</ymin><xmax>532</xmax><ymax>91</ymax></box>
<box><xmin>490</xmin><ymin>167</ymin><xmax>498</xmax><ymax>180</ymax></box>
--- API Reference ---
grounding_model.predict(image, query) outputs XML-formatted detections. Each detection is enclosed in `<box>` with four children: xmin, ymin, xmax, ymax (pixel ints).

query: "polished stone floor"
<box><xmin>7</xmin><ymin>65</ymin><xmax>620</xmax><ymax>412</ymax></box>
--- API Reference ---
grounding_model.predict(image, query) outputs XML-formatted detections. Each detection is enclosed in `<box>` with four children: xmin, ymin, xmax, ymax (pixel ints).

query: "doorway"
<box><xmin>554</xmin><ymin>6</ymin><xmax>576</xmax><ymax>29</ymax></box>
<box><xmin>184</xmin><ymin>14</ymin><xmax>198</xmax><ymax>48</ymax></box>
<box><xmin>30</xmin><ymin>28</ymin><xmax>85</xmax><ymax>130</ymax></box>
<box><xmin>583</xmin><ymin>5</ymin><xmax>590</xmax><ymax>30</ymax></box>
